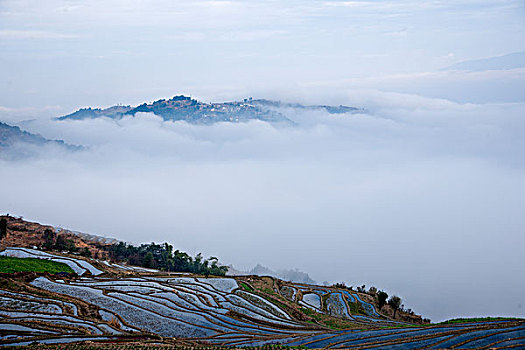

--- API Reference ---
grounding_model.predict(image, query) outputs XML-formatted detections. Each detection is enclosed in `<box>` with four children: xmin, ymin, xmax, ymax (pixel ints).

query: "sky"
<box><xmin>1</xmin><ymin>0</ymin><xmax>525</xmax><ymax>322</ymax></box>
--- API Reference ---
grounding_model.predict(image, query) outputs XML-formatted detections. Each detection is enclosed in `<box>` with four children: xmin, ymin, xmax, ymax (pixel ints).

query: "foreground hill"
<box><xmin>57</xmin><ymin>95</ymin><xmax>363</xmax><ymax>124</ymax></box>
<box><xmin>0</xmin><ymin>216</ymin><xmax>523</xmax><ymax>348</ymax></box>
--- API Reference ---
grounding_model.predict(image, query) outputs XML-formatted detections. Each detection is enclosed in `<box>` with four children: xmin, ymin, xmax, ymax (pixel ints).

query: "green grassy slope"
<box><xmin>0</xmin><ymin>256</ymin><xmax>74</xmax><ymax>274</ymax></box>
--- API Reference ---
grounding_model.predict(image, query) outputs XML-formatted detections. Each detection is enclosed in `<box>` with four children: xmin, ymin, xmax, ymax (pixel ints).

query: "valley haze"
<box><xmin>1</xmin><ymin>94</ymin><xmax>524</xmax><ymax>323</ymax></box>
<box><xmin>1</xmin><ymin>0</ymin><xmax>525</xmax><ymax>326</ymax></box>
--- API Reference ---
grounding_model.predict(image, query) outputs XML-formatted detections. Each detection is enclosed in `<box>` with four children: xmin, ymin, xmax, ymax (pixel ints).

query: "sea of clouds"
<box><xmin>1</xmin><ymin>90</ymin><xmax>524</xmax><ymax>321</ymax></box>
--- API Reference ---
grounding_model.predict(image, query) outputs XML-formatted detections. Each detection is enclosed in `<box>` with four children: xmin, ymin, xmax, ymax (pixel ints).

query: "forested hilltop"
<box><xmin>105</xmin><ymin>242</ymin><xmax>227</xmax><ymax>276</ymax></box>
<box><xmin>57</xmin><ymin>95</ymin><xmax>363</xmax><ymax>124</ymax></box>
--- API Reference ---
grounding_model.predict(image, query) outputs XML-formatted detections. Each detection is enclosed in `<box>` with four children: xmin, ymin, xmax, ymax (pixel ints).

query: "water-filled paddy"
<box><xmin>2</xmin><ymin>266</ymin><xmax>516</xmax><ymax>349</ymax></box>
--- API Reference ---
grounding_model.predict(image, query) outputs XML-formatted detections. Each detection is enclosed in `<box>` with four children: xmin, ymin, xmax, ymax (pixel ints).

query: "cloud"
<box><xmin>383</xmin><ymin>29</ymin><xmax>408</xmax><ymax>37</ymax></box>
<box><xmin>217</xmin><ymin>30</ymin><xmax>288</xmax><ymax>42</ymax></box>
<box><xmin>300</xmin><ymin>67</ymin><xmax>525</xmax><ymax>104</ymax></box>
<box><xmin>0</xmin><ymin>105</ymin><xmax>63</xmax><ymax>123</ymax></box>
<box><xmin>1</xmin><ymin>0</ymin><xmax>523</xmax><ymax>111</ymax></box>
<box><xmin>444</xmin><ymin>51</ymin><xmax>525</xmax><ymax>72</ymax></box>
<box><xmin>166</xmin><ymin>29</ymin><xmax>288</xmax><ymax>42</ymax></box>
<box><xmin>1</xmin><ymin>92</ymin><xmax>524</xmax><ymax>321</ymax></box>
<box><xmin>0</xmin><ymin>29</ymin><xmax>81</xmax><ymax>39</ymax></box>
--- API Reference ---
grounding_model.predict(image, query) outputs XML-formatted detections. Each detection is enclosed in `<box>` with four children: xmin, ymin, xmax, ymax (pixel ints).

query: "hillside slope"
<box><xmin>0</xmin><ymin>216</ymin><xmax>523</xmax><ymax>348</ymax></box>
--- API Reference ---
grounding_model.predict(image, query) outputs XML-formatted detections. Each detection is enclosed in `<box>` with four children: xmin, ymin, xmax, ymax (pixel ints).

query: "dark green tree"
<box><xmin>43</xmin><ymin>229</ymin><xmax>56</xmax><ymax>250</ymax></box>
<box><xmin>54</xmin><ymin>235</ymin><xmax>67</xmax><ymax>251</ymax></box>
<box><xmin>80</xmin><ymin>247</ymin><xmax>92</xmax><ymax>258</ymax></box>
<box><xmin>377</xmin><ymin>290</ymin><xmax>388</xmax><ymax>309</ymax></box>
<box><xmin>54</xmin><ymin>235</ymin><xmax>78</xmax><ymax>252</ymax></box>
<box><xmin>0</xmin><ymin>218</ymin><xmax>7</xmax><ymax>241</ymax></box>
<box><xmin>171</xmin><ymin>250</ymin><xmax>189</xmax><ymax>271</ymax></box>
<box><xmin>164</xmin><ymin>242</ymin><xmax>173</xmax><ymax>256</ymax></box>
<box><xmin>143</xmin><ymin>252</ymin><xmax>154</xmax><ymax>268</ymax></box>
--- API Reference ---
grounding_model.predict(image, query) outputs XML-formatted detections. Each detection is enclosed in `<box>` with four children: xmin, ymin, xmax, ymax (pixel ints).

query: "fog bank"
<box><xmin>1</xmin><ymin>93</ymin><xmax>524</xmax><ymax>321</ymax></box>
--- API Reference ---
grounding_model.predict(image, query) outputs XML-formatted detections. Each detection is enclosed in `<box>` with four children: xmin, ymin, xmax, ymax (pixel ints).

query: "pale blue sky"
<box><xmin>1</xmin><ymin>0</ymin><xmax>524</xmax><ymax>114</ymax></box>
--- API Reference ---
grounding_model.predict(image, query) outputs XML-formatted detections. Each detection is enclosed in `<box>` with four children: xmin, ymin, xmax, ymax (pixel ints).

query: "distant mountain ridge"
<box><xmin>57</xmin><ymin>95</ymin><xmax>362</xmax><ymax>124</ymax></box>
<box><xmin>227</xmin><ymin>263</ymin><xmax>317</xmax><ymax>284</ymax></box>
<box><xmin>0</xmin><ymin>122</ymin><xmax>50</xmax><ymax>148</ymax></box>
<box><xmin>0</xmin><ymin>121</ymin><xmax>80</xmax><ymax>157</ymax></box>
<box><xmin>443</xmin><ymin>51</ymin><xmax>525</xmax><ymax>72</ymax></box>
<box><xmin>58</xmin><ymin>105</ymin><xmax>132</xmax><ymax>120</ymax></box>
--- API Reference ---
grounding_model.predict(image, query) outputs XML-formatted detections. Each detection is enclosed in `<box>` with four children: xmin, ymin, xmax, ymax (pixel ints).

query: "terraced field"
<box><xmin>0</xmin><ymin>247</ymin><xmax>523</xmax><ymax>348</ymax></box>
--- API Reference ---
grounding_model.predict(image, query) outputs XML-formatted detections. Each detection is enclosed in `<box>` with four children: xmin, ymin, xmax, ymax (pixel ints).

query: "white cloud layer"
<box><xmin>1</xmin><ymin>92</ymin><xmax>524</xmax><ymax>321</ymax></box>
<box><xmin>0</xmin><ymin>30</ymin><xmax>81</xmax><ymax>39</ymax></box>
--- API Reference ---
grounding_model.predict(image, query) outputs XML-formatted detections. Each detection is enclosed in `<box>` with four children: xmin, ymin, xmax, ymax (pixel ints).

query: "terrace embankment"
<box><xmin>0</xmin><ymin>216</ymin><xmax>523</xmax><ymax>348</ymax></box>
